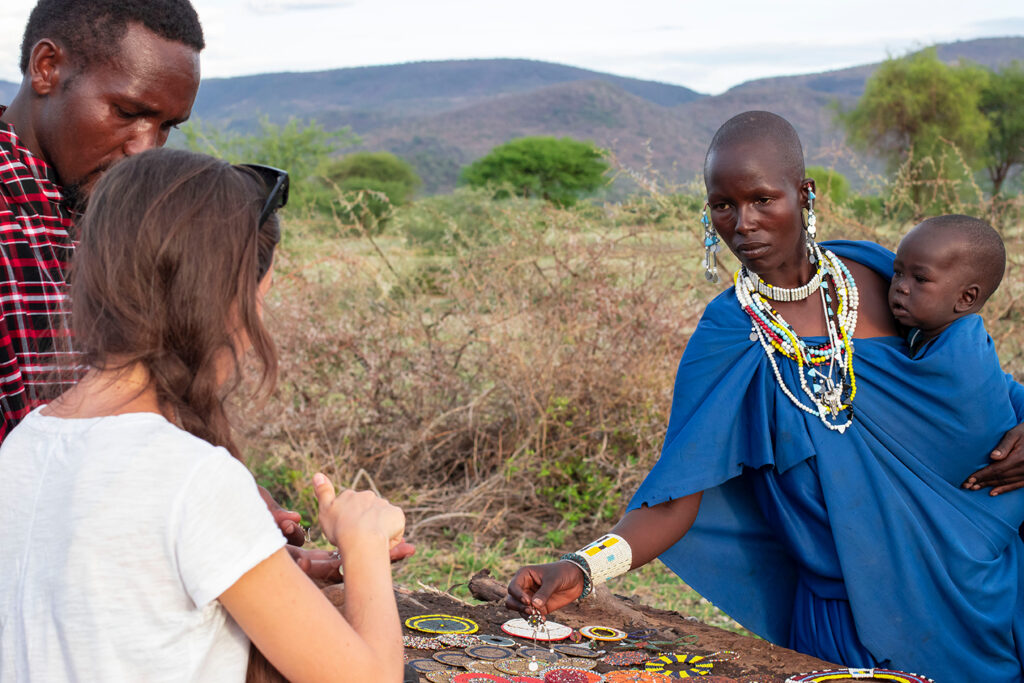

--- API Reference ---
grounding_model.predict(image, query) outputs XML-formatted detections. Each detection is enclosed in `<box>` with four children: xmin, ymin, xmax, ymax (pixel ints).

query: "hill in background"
<box><xmin>2</xmin><ymin>37</ymin><xmax>1021</xmax><ymax>194</ymax></box>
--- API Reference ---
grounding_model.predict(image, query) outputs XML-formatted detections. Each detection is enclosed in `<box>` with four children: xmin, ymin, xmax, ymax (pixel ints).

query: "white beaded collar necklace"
<box><xmin>745</xmin><ymin>264</ymin><xmax>824</xmax><ymax>303</ymax></box>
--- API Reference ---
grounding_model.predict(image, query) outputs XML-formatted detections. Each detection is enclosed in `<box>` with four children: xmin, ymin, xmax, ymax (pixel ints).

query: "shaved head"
<box><xmin>704</xmin><ymin>111</ymin><xmax>806</xmax><ymax>188</ymax></box>
<box><xmin>909</xmin><ymin>214</ymin><xmax>1005</xmax><ymax>303</ymax></box>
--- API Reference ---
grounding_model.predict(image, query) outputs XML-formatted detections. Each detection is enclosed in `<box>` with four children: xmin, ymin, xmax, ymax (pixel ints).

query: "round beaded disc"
<box><xmin>467</xmin><ymin>645</ymin><xmax>517</xmax><ymax>660</ymax></box>
<box><xmin>557</xmin><ymin>658</ymin><xmax>598</xmax><ymax>671</ymax></box>
<box><xmin>466</xmin><ymin>661</ymin><xmax>502</xmax><ymax>675</ymax></box>
<box><xmin>479</xmin><ymin>635</ymin><xmax>518</xmax><ymax>647</ymax></box>
<box><xmin>543</xmin><ymin>668</ymin><xmax>605</xmax><ymax>682</ymax></box>
<box><xmin>495</xmin><ymin>658</ymin><xmax>541</xmax><ymax>675</ymax></box>
<box><xmin>503</xmin><ymin>618</ymin><xmax>573</xmax><ymax>641</ymax></box>
<box><xmin>407</xmin><ymin>614</ymin><xmax>480</xmax><ymax>634</ymax></box>
<box><xmin>452</xmin><ymin>674</ymin><xmax>512</xmax><ymax>683</ymax></box>
<box><xmin>434</xmin><ymin>651</ymin><xmax>477</xmax><ymax>668</ymax></box>
<box><xmin>644</xmin><ymin>653</ymin><xmax>714</xmax><ymax>678</ymax></box>
<box><xmin>425</xmin><ymin>671</ymin><xmax>460</xmax><ymax>683</ymax></box>
<box><xmin>785</xmin><ymin>669</ymin><xmax>935</xmax><ymax>683</ymax></box>
<box><xmin>579</xmin><ymin>626</ymin><xmax>628</xmax><ymax>642</ymax></box>
<box><xmin>601</xmin><ymin>651</ymin><xmax>651</xmax><ymax>666</ymax></box>
<box><xmin>517</xmin><ymin>647</ymin><xmax>562</xmax><ymax>663</ymax></box>
<box><xmin>553</xmin><ymin>644</ymin><xmax>602</xmax><ymax>658</ymax></box>
<box><xmin>604</xmin><ymin>672</ymin><xmax>672</xmax><ymax>683</ymax></box>
<box><xmin>439</xmin><ymin>633</ymin><xmax>482</xmax><ymax>648</ymax></box>
<box><xmin>409</xmin><ymin>658</ymin><xmax>455</xmax><ymax>673</ymax></box>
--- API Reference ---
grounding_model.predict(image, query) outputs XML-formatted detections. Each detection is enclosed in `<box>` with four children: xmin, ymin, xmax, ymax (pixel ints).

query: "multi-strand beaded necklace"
<box><xmin>734</xmin><ymin>243</ymin><xmax>859</xmax><ymax>433</ymax></box>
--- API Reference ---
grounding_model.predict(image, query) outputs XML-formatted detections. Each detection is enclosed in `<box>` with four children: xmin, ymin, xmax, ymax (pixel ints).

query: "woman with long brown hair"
<box><xmin>0</xmin><ymin>148</ymin><xmax>406</xmax><ymax>682</ymax></box>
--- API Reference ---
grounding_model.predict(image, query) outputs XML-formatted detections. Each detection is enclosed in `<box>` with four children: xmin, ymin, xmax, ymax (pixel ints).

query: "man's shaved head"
<box><xmin>705</xmin><ymin>111</ymin><xmax>806</xmax><ymax>187</ymax></box>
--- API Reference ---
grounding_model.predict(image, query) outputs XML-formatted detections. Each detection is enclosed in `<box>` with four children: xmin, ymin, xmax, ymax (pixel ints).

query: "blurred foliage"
<box><xmin>979</xmin><ymin>62</ymin><xmax>1024</xmax><ymax>196</ymax></box>
<box><xmin>181</xmin><ymin>115</ymin><xmax>359</xmax><ymax>213</ymax></box>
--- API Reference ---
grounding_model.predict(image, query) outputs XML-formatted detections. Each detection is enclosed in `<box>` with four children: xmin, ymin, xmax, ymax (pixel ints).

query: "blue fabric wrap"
<box><xmin>628</xmin><ymin>239</ymin><xmax>1024</xmax><ymax>681</ymax></box>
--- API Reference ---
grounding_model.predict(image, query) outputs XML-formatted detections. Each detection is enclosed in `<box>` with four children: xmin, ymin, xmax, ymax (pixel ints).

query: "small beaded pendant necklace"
<box><xmin>735</xmin><ymin>243</ymin><xmax>859</xmax><ymax>433</ymax></box>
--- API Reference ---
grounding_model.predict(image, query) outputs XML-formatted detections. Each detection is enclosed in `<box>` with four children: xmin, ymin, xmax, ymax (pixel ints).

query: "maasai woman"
<box><xmin>506</xmin><ymin>111</ymin><xmax>1024</xmax><ymax>681</ymax></box>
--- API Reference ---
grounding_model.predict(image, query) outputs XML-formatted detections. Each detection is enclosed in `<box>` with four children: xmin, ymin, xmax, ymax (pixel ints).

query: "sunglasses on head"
<box><xmin>239</xmin><ymin>164</ymin><xmax>289</xmax><ymax>227</ymax></box>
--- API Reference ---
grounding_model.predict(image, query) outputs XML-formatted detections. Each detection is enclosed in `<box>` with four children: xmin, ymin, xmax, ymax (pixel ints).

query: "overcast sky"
<box><xmin>2</xmin><ymin>1</ymin><xmax>1023</xmax><ymax>94</ymax></box>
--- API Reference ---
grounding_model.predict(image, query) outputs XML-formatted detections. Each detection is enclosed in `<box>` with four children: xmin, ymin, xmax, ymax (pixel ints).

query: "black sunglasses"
<box><xmin>240</xmin><ymin>164</ymin><xmax>289</xmax><ymax>227</ymax></box>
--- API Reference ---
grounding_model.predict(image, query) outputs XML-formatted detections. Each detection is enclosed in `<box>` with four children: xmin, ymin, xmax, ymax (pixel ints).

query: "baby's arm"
<box><xmin>219</xmin><ymin>474</ymin><xmax>404</xmax><ymax>683</ymax></box>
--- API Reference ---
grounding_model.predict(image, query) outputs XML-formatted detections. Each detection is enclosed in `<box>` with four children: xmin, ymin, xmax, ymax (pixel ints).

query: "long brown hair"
<box><xmin>70</xmin><ymin>148</ymin><xmax>280</xmax><ymax>458</ymax></box>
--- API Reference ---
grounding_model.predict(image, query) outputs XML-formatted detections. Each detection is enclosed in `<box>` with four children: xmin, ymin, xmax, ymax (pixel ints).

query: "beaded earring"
<box><xmin>701</xmin><ymin>203</ymin><xmax>721</xmax><ymax>283</ymax></box>
<box><xmin>805</xmin><ymin>186</ymin><xmax>818</xmax><ymax>265</ymax></box>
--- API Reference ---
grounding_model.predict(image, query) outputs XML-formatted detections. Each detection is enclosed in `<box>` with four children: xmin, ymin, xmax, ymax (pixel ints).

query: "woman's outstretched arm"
<box><xmin>219</xmin><ymin>475</ymin><xmax>405</xmax><ymax>683</ymax></box>
<box><xmin>506</xmin><ymin>492</ymin><xmax>702</xmax><ymax>616</ymax></box>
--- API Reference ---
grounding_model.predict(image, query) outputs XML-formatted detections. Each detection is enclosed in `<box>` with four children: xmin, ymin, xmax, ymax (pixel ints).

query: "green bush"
<box><xmin>460</xmin><ymin>136</ymin><xmax>608</xmax><ymax>207</ymax></box>
<box><xmin>806</xmin><ymin>165</ymin><xmax>851</xmax><ymax>206</ymax></box>
<box><xmin>325</xmin><ymin>151</ymin><xmax>421</xmax><ymax>205</ymax></box>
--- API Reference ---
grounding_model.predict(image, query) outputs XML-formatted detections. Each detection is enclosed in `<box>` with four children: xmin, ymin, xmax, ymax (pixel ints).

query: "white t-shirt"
<box><xmin>0</xmin><ymin>408</ymin><xmax>286</xmax><ymax>682</ymax></box>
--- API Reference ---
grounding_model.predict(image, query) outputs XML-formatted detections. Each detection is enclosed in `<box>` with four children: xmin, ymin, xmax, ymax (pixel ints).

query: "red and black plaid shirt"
<box><xmin>0</xmin><ymin>107</ymin><xmax>75</xmax><ymax>441</ymax></box>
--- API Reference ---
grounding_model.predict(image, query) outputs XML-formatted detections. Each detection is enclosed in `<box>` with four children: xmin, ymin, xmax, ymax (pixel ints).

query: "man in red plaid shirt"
<box><xmin>0</xmin><ymin>0</ymin><xmax>203</xmax><ymax>441</ymax></box>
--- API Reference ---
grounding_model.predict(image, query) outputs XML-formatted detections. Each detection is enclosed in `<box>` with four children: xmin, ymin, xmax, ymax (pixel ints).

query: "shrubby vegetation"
<box><xmin>459</xmin><ymin>136</ymin><xmax>609</xmax><ymax>207</ymax></box>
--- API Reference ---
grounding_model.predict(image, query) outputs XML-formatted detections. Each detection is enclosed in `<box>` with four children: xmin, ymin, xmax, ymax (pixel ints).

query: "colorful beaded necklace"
<box><xmin>734</xmin><ymin>243</ymin><xmax>859</xmax><ymax>433</ymax></box>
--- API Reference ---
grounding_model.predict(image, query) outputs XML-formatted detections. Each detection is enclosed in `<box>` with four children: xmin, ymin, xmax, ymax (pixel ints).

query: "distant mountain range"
<box><xmin>2</xmin><ymin>37</ymin><xmax>1021</xmax><ymax>193</ymax></box>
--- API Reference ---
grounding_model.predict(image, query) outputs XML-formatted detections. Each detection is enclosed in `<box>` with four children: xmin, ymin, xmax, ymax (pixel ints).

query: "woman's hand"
<box><xmin>963</xmin><ymin>423</ymin><xmax>1024</xmax><ymax>495</ymax></box>
<box><xmin>505</xmin><ymin>561</ymin><xmax>586</xmax><ymax>617</ymax></box>
<box><xmin>313</xmin><ymin>473</ymin><xmax>406</xmax><ymax>551</ymax></box>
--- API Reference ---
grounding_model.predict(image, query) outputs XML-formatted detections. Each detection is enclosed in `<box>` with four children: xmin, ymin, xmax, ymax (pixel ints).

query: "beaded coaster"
<box><xmin>557</xmin><ymin>658</ymin><xmax>598</xmax><ymax>671</ymax></box>
<box><xmin>467</xmin><ymin>661</ymin><xmax>501</xmax><ymax>675</ymax></box>
<box><xmin>409</xmin><ymin>658</ymin><xmax>455</xmax><ymax>673</ymax></box>
<box><xmin>644</xmin><ymin>653</ymin><xmax>714</xmax><ymax>678</ymax></box>
<box><xmin>603</xmin><ymin>673</ymin><xmax>672</xmax><ymax>683</ymax></box>
<box><xmin>405</xmin><ymin>634</ymin><xmax>446</xmax><ymax>650</ymax></box>
<box><xmin>503</xmin><ymin>618</ymin><xmax>573</xmax><ymax>641</ymax></box>
<box><xmin>425</xmin><ymin>672</ymin><xmax>460</xmax><ymax>683</ymax></box>
<box><xmin>496</xmin><ymin>658</ymin><xmax>543</xmax><ymax>675</ymax></box>
<box><xmin>553</xmin><ymin>644</ymin><xmax>602</xmax><ymax>658</ymax></box>
<box><xmin>434</xmin><ymin>651</ymin><xmax>477</xmax><ymax>668</ymax></box>
<box><xmin>467</xmin><ymin>645</ymin><xmax>516</xmax><ymax>660</ymax></box>
<box><xmin>785</xmin><ymin>669</ymin><xmax>935</xmax><ymax>683</ymax></box>
<box><xmin>517</xmin><ymin>647</ymin><xmax>562</xmax><ymax>663</ymax></box>
<box><xmin>601</xmin><ymin>651</ymin><xmax>651</xmax><ymax>666</ymax></box>
<box><xmin>440</xmin><ymin>633</ymin><xmax>482</xmax><ymax>648</ymax></box>
<box><xmin>452</xmin><ymin>674</ymin><xmax>513</xmax><ymax>683</ymax></box>
<box><xmin>542</xmin><ymin>668</ymin><xmax>605</xmax><ymax>682</ymax></box>
<box><xmin>579</xmin><ymin>626</ymin><xmax>628</xmax><ymax>642</ymax></box>
<box><xmin>479</xmin><ymin>635</ymin><xmax>518</xmax><ymax>647</ymax></box>
<box><xmin>407</xmin><ymin>614</ymin><xmax>480</xmax><ymax>634</ymax></box>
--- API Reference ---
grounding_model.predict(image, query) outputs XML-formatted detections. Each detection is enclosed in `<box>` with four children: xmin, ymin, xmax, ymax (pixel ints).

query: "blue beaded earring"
<box><xmin>702</xmin><ymin>203</ymin><xmax>721</xmax><ymax>283</ymax></box>
<box><xmin>805</xmin><ymin>187</ymin><xmax>818</xmax><ymax>265</ymax></box>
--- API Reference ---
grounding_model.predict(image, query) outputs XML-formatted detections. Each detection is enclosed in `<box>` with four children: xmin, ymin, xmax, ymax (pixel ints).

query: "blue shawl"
<box><xmin>628</xmin><ymin>240</ymin><xmax>1024</xmax><ymax>681</ymax></box>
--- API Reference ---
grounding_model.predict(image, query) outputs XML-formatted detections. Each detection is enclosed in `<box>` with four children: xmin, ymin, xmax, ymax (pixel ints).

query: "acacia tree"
<box><xmin>980</xmin><ymin>62</ymin><xmax>1024</xmax><ymax>196</ymax></box>
<box><xmin>839</xmin><ymin>48</ymin><xmax>990</xmax><ymax>172</ymax></box>
<box><xmin>325</xmin><ymin>151</ymin><xmax>422</xmax><ymax>206</ymax></box>
<box><xmin>459</xmin><ymin>136</ymin><xmax>608</xmax><ymax>207</ymax></box>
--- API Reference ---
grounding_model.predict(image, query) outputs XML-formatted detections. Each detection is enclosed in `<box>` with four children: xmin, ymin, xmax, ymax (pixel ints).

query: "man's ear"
<box><xmin>27</xmin><ymin>39</ymin><xmax>67</xmax><ymax>96</ymax></box>
<box><xmin>955</xmin><ymin>284</ymin><xmax>981</xmax><ymax>313</ymax></box>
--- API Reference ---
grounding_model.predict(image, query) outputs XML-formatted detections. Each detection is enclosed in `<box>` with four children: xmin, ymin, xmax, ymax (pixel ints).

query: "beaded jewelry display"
<box><xmin>702</xmin><ymin>204</ymin><xmax>722</xmax><ymax>284</ymax></box>
<box><xmin>510</xmin><ymin>678</ymin><xmax>546</xmax><ymax>683</ymax></box>
<box><xmin>579</xmin><ymin>625</ymin><xmax>628</xmax><ymax>642</ymax></box>
<box><xmin>601</xmin><ymin>651</ymin><xmax>651</xmax><ymax>666</ymax></box>
<box><xmin>426</xmin><ymin>671</ymin><xmax>461</xmax><ymax>683</ymax></box>
<box><xmin>603</xmin><ymin>672</ymin><xmax>672</xmax><ymax>683</ymax></box>
<box><xmin>467</xmin><ymin>645</ymin><xmax>517</xmax><ymax>660</ymax></box>
<box><xmin>479</xmin><ymin>635</ymin><xmax>519</xmax><ymax>647</ymax></box>
<box><xmin>440</xmin><ymin>633</ymin><xmax>483</xmax><ymax>648</ymax></box>
<box><xmin>785</xmin><ymin>669</ymin><xmax>935</xmax><ymax>683</ymax></box>
<box><xmin>503</xmin><ymin>619</ymin><xmax>573</xmax><ymax>641</ymax></box>
<box><xmin>735</xmin><ymin>243</ymin><xmax>859</xmax><ymax>433</ymax></box>
<box><xmin>434</xmin><ymin>651</ymin><xmax>478</xmax><ymax>667</ymax></box>
<box><xmin>452</xmin><ymin>674</ymin><xmax>513</xmax><ymax>683</ymax></box>
<box><xmin>517</xmin><ymin>648</ymin><xmax>563</xmax><ymax>663</ymax></box>
<box><xmin>407</xmin><ymin>614</ymin><xmax>480</xmax><ymax>634</ymax></box>
<box><xmin>543</xmin><ymin>668</ymin><xmax>605</xmax><ymax>682</ymax></box>
<box><xmin>410</xmin><ymin>658</ymin><xmax>456</xmax><ymax>673</ymax></box>
<box><xmin>405</xmin><ymin>634</ymin><xmax>447</xmax><ymax>650</ymax></box>
<box><xmin>553</xmin><ymin>644</ymin><xmax>603</xmax><ymax>658</ymax></box>
<box><xmin>644</xmin><ymin>653</ymin><xmax>714</xmax><ymax>678</ymax></box>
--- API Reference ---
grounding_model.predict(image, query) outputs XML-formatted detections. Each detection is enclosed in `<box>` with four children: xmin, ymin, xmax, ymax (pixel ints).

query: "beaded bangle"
<box><xmin>577</xmin><ymin>533</ymin><xmax>633</xmax><ymax>585</ymax></box>
<box><xmin>558</xmin><ymin>553</ymin><xmax>594</xmax><ymax>599</ymax></box>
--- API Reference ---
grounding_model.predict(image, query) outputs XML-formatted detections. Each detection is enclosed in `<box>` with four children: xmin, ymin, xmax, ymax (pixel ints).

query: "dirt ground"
<box><xmin>393</xmin><ymin>570</ymin><xmax>838</xmax><ymax>683</ymax></box>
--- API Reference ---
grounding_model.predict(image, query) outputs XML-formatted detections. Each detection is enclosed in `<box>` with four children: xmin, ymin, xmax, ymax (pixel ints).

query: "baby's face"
<box><xmin>889</xmin><ymin>230</ymin><xmax>969</xmax><ymax>334</ymax></box>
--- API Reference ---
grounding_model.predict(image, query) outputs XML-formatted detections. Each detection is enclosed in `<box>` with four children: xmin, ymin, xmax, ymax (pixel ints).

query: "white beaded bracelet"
<box><xmin>574</xmin><ymin>533</ymin><xmax>632</xmax><ymax>585</ymax></box>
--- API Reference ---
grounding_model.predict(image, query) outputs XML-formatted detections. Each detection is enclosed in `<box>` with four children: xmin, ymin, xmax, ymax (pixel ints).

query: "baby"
<box><xmin>889</xmin><ymin>214</ymin><xmax>1006</xmax><ymax>352</ymax></box>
